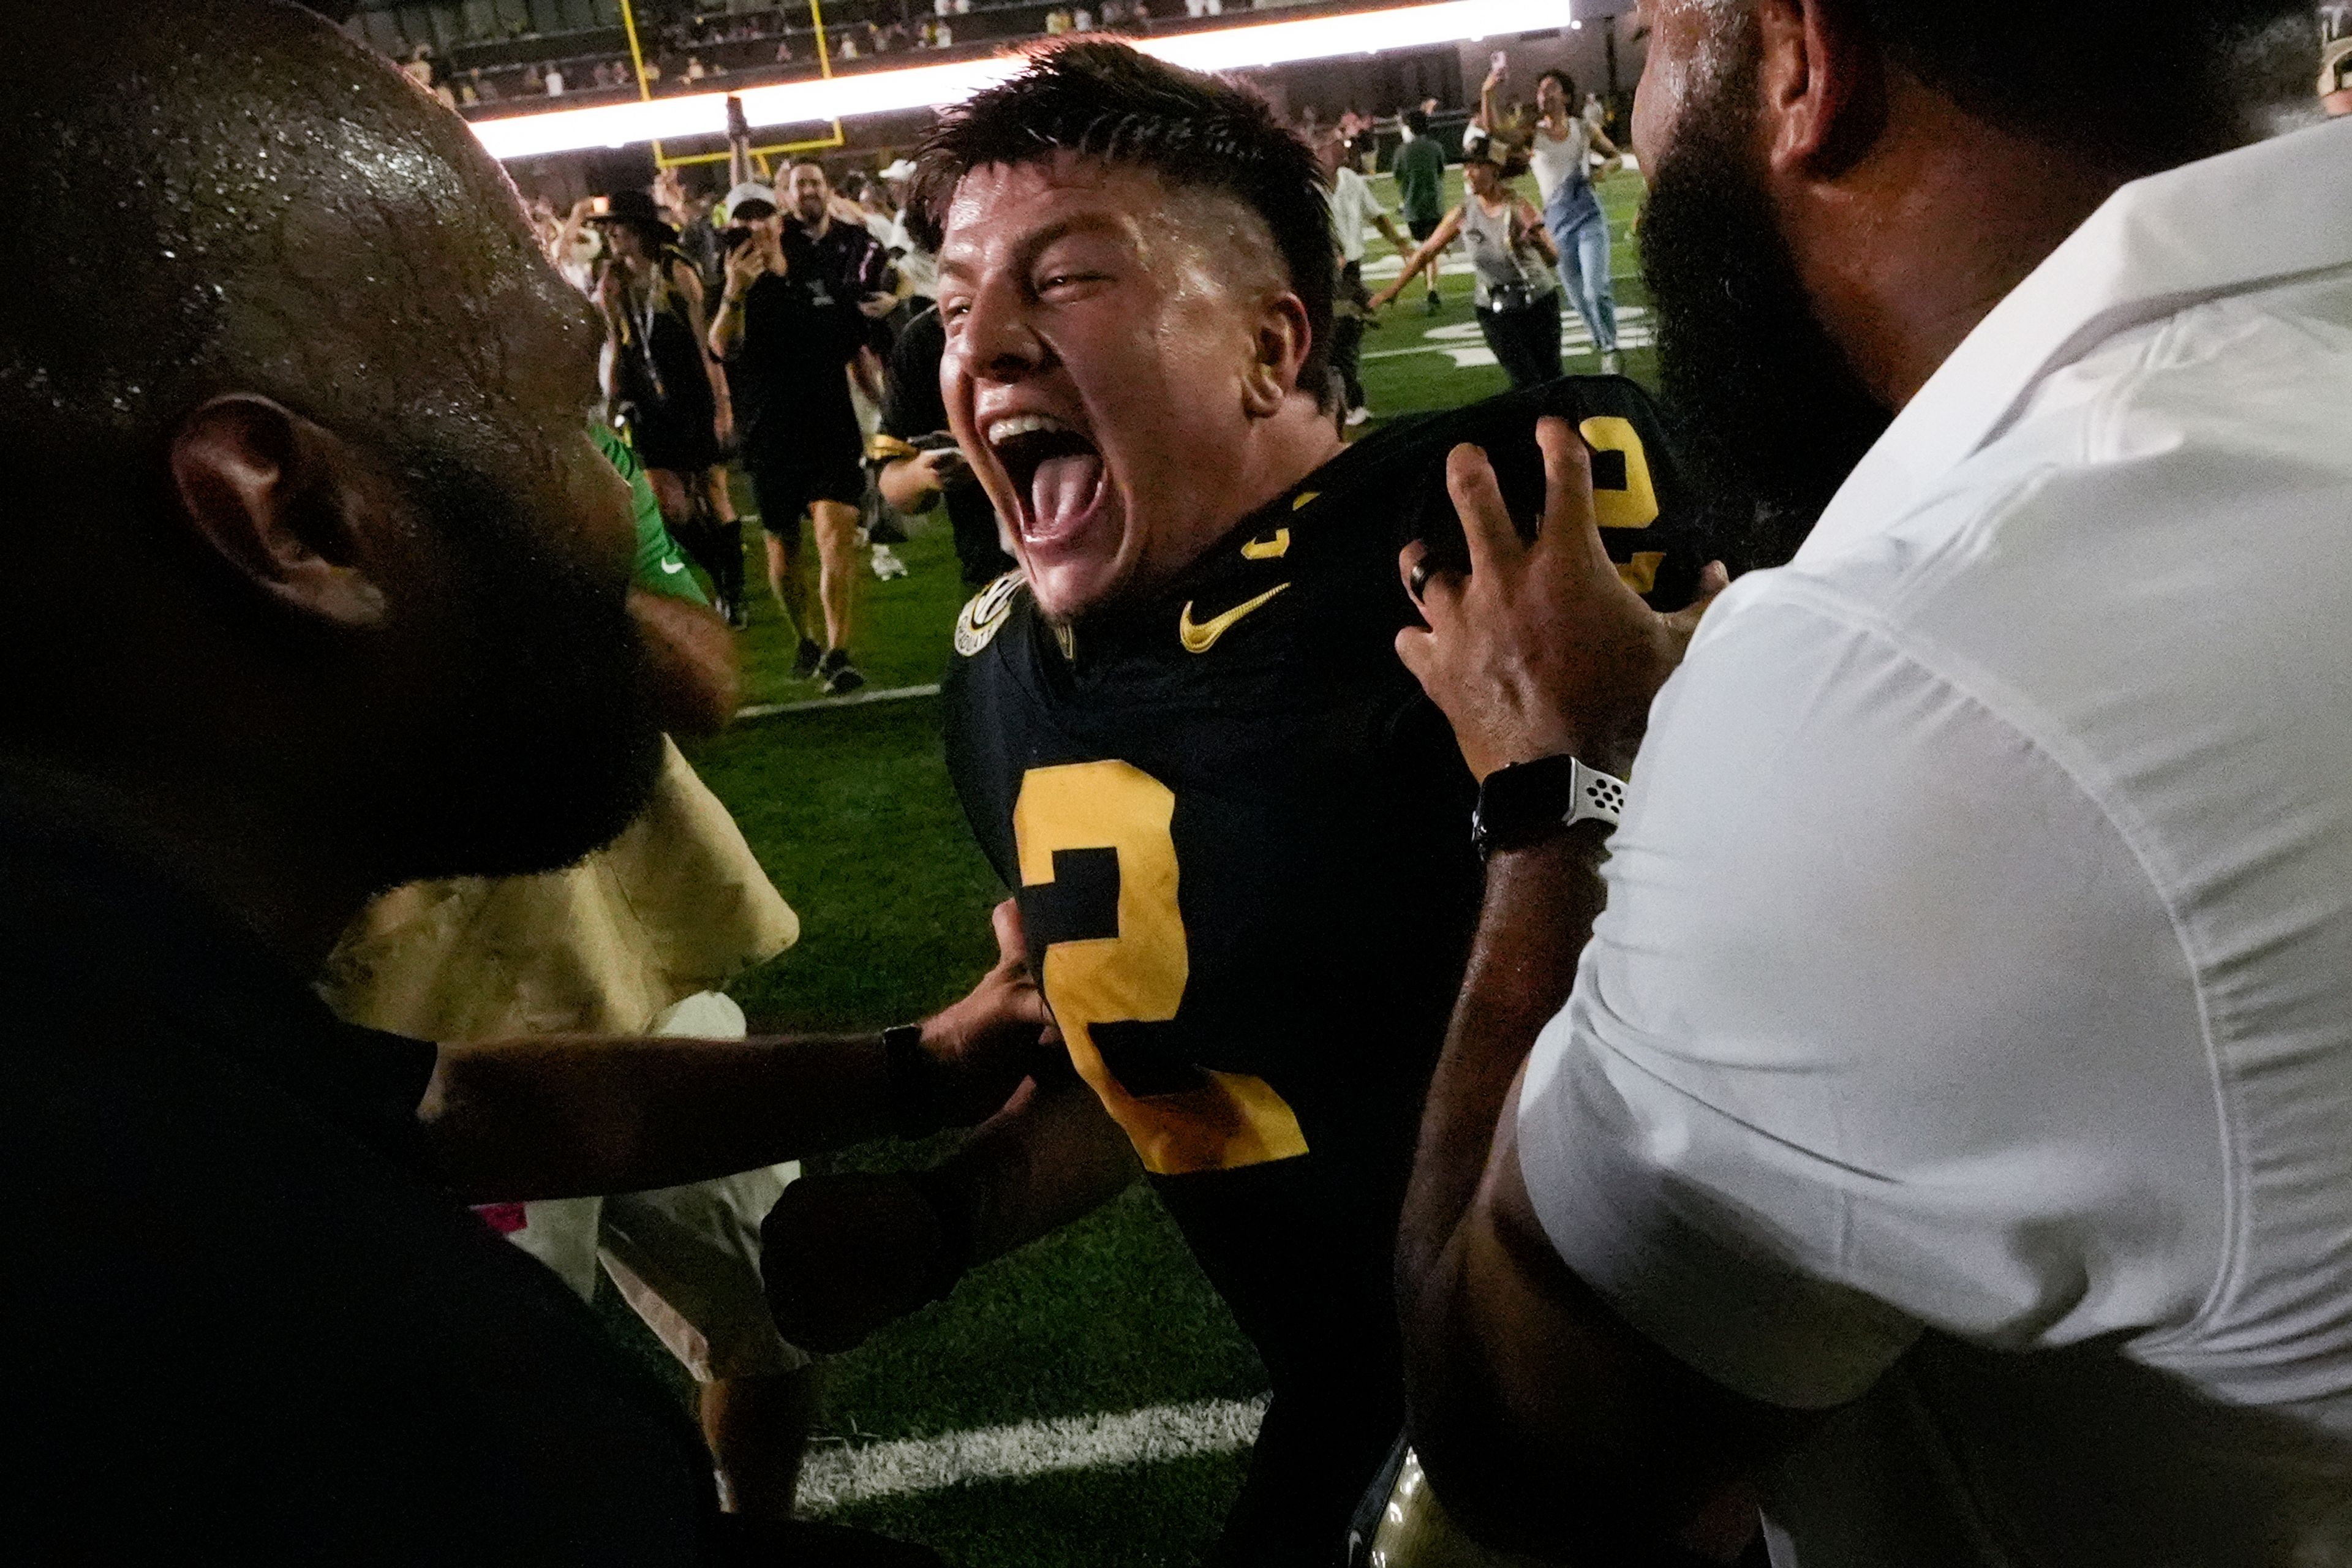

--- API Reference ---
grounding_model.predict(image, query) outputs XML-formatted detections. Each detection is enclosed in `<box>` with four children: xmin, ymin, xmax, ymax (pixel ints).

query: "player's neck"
<box><xmin>1233</xmin><ymin>402</ymin><xmax>1346</xmax><ymax>524</ymax></box>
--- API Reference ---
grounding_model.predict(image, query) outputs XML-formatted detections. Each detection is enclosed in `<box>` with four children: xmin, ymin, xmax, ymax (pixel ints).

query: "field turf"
<box><xmin>643</xmin><ymin>167</ymin><xmax>1655</xmax><ymax>1564</ymax></box>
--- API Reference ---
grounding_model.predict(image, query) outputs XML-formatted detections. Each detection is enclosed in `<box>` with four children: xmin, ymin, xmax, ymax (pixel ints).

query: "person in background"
<box><xmin>592</xmin><ymin>190</ymin><xmax>744</xmax><ymax>627</ymax></box>
<box><xmin>658</xmin><ymin>166</ymin><xmax>728</xmax><ymax>297</ymax></box>
<box><xmin>1520</xmin><ymin>68</ymin><xmax>1628</xmax><ymax>374</ymax></box>
<box><xmin>1317</xmin><ymin>127</ymin><xmax>1411</xmax><ymax>427</ymax></box>
<box><xmin>1392</xmin><ymin>106</ymin><xmax>1449</xmax><ymax>314</ymax></box>
<box><xmin>781</xmin><ymin>159</ymin><xmax>907</xmax><ymax>581</ymax></box>
<box><xmin>872</xmin><ymin>299</ymin><xmax>1012</xmax><ymax>590</ymax></box>
<box><xmin>550</xmin><ymin>195</ymin><xmax>606</xmax><ymax>295</ymax></box>
<box><xmin>1373</xmin><ymin>144</ymin><xmax>1563</xmax><ymax>390</ymax></box>
<box><xmin>709</xmin><ymin>179</ymin><xmax>894</xmax><ymax>694</ymax></box>
<box><xmin>876</xmin><ymin>157</ymin><xmax>937</xmax><ymax>303</ymax></box>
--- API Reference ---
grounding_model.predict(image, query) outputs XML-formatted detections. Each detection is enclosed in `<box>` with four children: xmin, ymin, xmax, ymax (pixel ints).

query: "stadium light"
<box><xmin>470</xmin><ymin>0</ymin><xmax>1570</xmax><ymax>161</ymax></box>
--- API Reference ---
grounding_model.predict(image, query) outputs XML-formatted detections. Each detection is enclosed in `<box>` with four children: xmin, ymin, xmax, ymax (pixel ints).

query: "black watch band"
<box><xmin>1471</xmin><ymin>755</ymin><xmax>1628</xmax><ymax>861</ymax></box>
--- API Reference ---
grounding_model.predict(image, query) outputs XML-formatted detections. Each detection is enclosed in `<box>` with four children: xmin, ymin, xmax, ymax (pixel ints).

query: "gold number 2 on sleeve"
<box><xmin>1580</xmin><ymin>415</ymin><xmax>1665</xmax><ymax>596</ymax></box>
<box><xmin>1013</xmin><ymin>761</ymin><xmax>1309</xmax><ymax>1177</ymax></box>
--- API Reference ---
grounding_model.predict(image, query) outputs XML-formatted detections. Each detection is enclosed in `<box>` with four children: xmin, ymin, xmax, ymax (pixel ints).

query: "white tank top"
<box><xmin>1528</xmin><ymin>118</ymin><xmax>1593</xmax><ymax>205</ymax></box>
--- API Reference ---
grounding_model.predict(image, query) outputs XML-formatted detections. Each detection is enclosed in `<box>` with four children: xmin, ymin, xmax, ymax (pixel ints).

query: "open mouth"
<box><xmin>987</xmin><ymin>413</ymin><xmax>1109</xmax><ymax>549</ymax></box>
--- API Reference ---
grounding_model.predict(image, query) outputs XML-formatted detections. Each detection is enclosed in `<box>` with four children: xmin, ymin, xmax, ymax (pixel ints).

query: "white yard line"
<box><xmin>797</xmin><ymin>1396</ymin><xmax>1270</xmax><ymax>1513</ymax></box>
<box><xmin>736</xmin><ymin>683</ymin><xmax>941</xmax><ymax>721</ymax></box>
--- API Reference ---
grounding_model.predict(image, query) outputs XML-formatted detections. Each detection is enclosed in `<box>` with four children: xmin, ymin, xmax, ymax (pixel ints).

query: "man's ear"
<box><xmin>1242</xmin><ymin>292</ymin><xmax>1317</xmax><ymax>419</ymax></box>
<box><xmin>1755</xmin><ymin>0</ymin><xmax>1887</xmax><ymax>179</ymax></box>
<box><xmin>167</xmin><ymin>396</ymin><xmax>390</xmax><ymax>630</ymax></box>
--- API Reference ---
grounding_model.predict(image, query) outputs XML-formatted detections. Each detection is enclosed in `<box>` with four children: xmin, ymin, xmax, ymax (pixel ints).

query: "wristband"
<box><xmin>882</xmin><ymin>1022</ymin><xmax>944</xmax><ymax>1139</ymax></box>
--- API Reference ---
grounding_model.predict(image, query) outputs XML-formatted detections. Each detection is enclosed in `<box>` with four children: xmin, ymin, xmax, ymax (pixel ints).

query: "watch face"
<box><xmin>1474</xmin><ymin>755</ymin><xmax>1584</xmax><ymax>856</ymax></box>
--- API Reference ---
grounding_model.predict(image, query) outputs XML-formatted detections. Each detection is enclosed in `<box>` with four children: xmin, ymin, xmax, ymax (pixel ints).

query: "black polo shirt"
<box><xmin>1</xmin><ymin>766</ymin><xmax>725</xmax><ymax>1564</ymax></box>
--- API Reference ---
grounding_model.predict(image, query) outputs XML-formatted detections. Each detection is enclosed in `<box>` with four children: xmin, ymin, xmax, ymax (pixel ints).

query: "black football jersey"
<box><xmin>943</xmin><ymin>374</ymin><xmax>1711</xmax><ymax>1191</ymax></box>
<box><xmin>941</xmin><ymin>374</ymin><xmax>1713</xmax><ymax>1492</ymax></box>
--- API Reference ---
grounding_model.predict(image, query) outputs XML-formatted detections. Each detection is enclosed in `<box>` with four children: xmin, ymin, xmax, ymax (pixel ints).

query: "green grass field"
<box><xmin>641</xmin><ymin>167</ymin><xmax>1654</xmax><ymax>1564</ymax></box>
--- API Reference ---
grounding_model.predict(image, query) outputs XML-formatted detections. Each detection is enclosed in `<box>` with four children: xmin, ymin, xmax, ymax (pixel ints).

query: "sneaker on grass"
<box><xmin>1344</xmin><ymin>405</ymin><xmax>1371</xmax><ymax>428</ymax></box>
<box><xmin>791</xmin><ymin>637</ymin><xmax>823</xmax><ymax>681</ymax></box>
<box><xmin>818</xmin><ymin>649</ymin><xmax>866</xmax><ymax>697</ymax></box>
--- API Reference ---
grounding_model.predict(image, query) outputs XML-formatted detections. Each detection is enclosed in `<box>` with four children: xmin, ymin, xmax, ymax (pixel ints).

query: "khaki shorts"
<box><xmin>508</xmin><ymin>1172</ymin><xmax>808</xmax><ymax>1383</ymax></box>
<box><xmin>505</xmin><ymin>989</ymin><xmax>809</xmax><ymax>1382</ymax></box>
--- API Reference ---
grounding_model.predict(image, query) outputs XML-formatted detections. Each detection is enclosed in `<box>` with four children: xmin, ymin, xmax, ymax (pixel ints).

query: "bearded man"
<box><xmin>1392</xmin><ymin>2</ymin><xmax>2352</xmax><ymax>1565</ymax></box>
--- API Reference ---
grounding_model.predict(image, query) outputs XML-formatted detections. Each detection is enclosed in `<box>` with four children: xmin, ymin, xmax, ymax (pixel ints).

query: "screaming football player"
<box><xmin>760</xmin><ymin>40</ymin><xmax>1727</xmax><ymax>1565</ymax></box>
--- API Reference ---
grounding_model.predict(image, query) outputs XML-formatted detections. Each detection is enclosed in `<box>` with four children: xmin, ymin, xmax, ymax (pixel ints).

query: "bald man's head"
<box><xmin>7</xmin><ymin>0</ymin><xmax>594</xmax><ymax>492</ymax></box>
<box><xmin>1</xmin><ymin>0</ymin><xmax>663</xmax><ymax>900</ymax></box>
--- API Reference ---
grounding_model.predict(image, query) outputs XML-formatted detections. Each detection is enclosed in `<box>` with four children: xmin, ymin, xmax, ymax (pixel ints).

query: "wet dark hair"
<box><xmin>907</xmin><ymin>39</ymin><xmax>1335</xmax><ymax>409</ymax></box>
<box><xmin>1851</xmin><ymin>0</ymin><xmax>2316</xmax><ymax>168</ymax></box>
<box><xmin>1404</xmin><ymin>107</ymin><xmax>1430</xmax><ymax>136</ymax></box>
<box><xmin>1536</xmin><ymin>69</ymin><xmax>1575</xmax><ymax>99</ymax></box>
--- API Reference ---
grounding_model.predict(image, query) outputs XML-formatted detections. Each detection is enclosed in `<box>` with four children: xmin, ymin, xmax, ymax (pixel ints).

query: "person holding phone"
<box><xmin>1371</xmin><ymin>145</ymin><xmax>1563</xmax><ymax>390</ymax></box>
<box><xmin>1523</xmin><ymin>69</ymin><xmax>1627</xmax><ymax>373</ymax></box>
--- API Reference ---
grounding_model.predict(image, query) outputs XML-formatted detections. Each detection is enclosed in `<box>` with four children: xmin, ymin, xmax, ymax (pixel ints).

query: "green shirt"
<box><xmin>593</xmin><ymin>422</ymin><xmax>708</xmax><ymax>607</ymax></box>
<box><xmin>1393</xmin><ymin>136</ymin><xmax>1447</xmax><ymax>227</ymax></box>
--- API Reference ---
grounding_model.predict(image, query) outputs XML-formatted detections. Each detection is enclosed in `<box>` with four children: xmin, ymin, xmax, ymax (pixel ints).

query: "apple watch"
<box><xmin>1470</xmin><ymin>755</ymin><xmax>1628</xmax><ymax>861</ymax></box>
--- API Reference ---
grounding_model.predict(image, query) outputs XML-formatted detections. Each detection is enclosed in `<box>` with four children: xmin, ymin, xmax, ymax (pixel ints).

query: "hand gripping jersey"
<box><xmin>941</xmin><ymin>375</ymin><xmax>1713</xmax><ymax>1551</ymax></box>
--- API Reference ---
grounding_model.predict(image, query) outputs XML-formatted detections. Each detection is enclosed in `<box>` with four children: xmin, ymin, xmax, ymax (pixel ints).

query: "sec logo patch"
<box><xmin>955</xmin><ymin>570</ymin><xmax>1026</xmax><ymax>657</ymax></box>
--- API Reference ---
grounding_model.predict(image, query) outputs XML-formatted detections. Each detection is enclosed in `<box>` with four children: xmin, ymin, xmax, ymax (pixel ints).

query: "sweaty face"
<box><xmin>1633</xmin><ymin>0</ymin><xmax>1892</xmax><ymax>543</ymax></box>
<box><xmin>937</xmin><ymin>156</ymin><xmax>1287</xmax><ymax>622</ymax></box>
<box><xmin>372</xmin><ymin>229</ymin><xmax>663</xmax><ymax>882</ymax></box>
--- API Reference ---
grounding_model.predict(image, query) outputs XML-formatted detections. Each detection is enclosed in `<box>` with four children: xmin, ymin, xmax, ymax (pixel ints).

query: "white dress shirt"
<box><xmin>1515</xmin><ymin>116</ymin><xmax>2352</xmax><ymax>1567</ymax></box>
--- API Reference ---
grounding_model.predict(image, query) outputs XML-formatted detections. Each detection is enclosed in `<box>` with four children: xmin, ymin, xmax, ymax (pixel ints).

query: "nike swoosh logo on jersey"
<box><xmin>660</xmin><ymin>559</ymin><xmax>687</xmax><ymax>574</ymax></box>
<box><xmin>1178</xmin><ymin>584</ymin><xmax>1290</xmax><ymax>654</ymax></box>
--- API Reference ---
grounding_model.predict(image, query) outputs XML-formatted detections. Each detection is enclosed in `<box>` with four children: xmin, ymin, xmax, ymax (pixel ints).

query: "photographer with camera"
<box><xmin>1372</xmin><ymin>143</ymin><xmax>1563</xmax><ymax>390</ymax></box>
<box><xmin>709</xmin><ymin>182</ymin><xmax>881</xmax><ymax>693</ymax></box>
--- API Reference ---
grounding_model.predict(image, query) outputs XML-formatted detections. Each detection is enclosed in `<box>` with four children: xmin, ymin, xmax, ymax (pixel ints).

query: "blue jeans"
<box><xmin>1544</xmin><ymin>177</ymin><xmax>1617</xmax><ymax>355</ymax></box>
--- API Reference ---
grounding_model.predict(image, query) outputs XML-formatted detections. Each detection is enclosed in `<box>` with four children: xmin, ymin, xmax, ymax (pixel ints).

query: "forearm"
<box><xmin>1397</xmin><ymin>826</ymin><xmax>1607</xmax><ymax>1336</ymax></box>
<box><xmin>421</xmin><ymin>1031</ymin><xmax>899</xmax><ymax>1202</ymax></box>
<box><xmin>708</xmin><ymin>292</ymin><xmax>747</xmax><ymax>358</ymax></box>
<box><xmin>1390</xmin><ymin>242</ymin><xmax>1434</xmax><ymax>292</ymax></box>
<box><xmin>933</xmin><ymin>1071</ymin><xmax>1139</xmax><ymax>1262</ymax></box>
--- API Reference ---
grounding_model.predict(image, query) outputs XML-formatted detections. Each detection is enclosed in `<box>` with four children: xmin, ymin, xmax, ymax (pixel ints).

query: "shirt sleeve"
<box><xmin>1514</xmin><ymin>581</ymin><xmax>2219</xmax><ymax>1411</ymax></box>
<box><xmin>595</xmin><ymin>421</ymin><xmax>709</xmax><ymax>606</ymax></box>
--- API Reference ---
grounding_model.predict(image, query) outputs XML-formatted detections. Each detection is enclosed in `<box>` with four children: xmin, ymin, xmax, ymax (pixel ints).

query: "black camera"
<box><xmin>722</xmin><ymin>225</ymin><xmax>756</xmax><ymax>254</ymax></box>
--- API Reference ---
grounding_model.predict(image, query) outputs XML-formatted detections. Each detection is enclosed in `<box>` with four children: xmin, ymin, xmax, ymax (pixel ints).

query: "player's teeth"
<box><xmin>987</xmin><ymin>413</ymin><xmax>1074</xmax><ymax>445</ymax></box>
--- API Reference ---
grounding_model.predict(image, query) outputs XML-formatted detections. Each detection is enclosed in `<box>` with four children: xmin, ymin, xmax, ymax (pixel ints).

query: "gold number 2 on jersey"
<box><xmin>1013</xmin><ymin>761</ymin><xmax>1310</xmax><ymax>1177</ymax></box>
